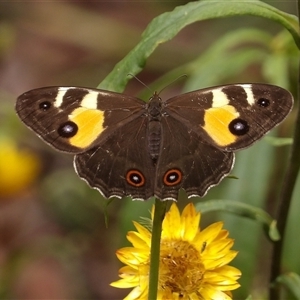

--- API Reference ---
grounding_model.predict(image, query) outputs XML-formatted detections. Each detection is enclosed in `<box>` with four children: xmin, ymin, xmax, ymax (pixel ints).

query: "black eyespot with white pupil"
<box><xmin>126</xmin><ymin>170</ymin><xmax>145</xmax><ymax>187</ymax></box>
<box><xmin>57</xmin><ymin>121</ymin><xmax>78</xmax><ymax>138</ymax></box>
<box><xmin>39</xmin><ymin>101</ymin><xmax>51</xmax><ymax>111</ymax></box>
<box><xmin>257</xmin><ymin>97</ymin><xmax>270</xmax><ymax>107</ymax></box>
<box><xmin>163</xmin><ymin>169</ymin><xmax>182</xmax><ymax>186</ymax></box>
<box><xmin>229</xmin><ymin>118</ymin><xmax>249</xmax><ymax>136</ymax></box>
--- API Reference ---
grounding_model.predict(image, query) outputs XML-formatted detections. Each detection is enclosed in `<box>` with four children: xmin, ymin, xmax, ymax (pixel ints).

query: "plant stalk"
<box><xmin>148</xmin><ymin>198</ymin><xmax>167</xmax><ymax>300</ymax></box>
<box><xmin>269</xmin><ymin>2</ymin><xmax>300</xmax><ymax>298</ymax></box>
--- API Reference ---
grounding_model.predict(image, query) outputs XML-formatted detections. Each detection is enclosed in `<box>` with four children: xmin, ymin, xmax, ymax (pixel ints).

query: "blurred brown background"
<box><xmin>0</xmin><ymin>1</ymin><xmax>297</xmax><ymax>299</ymax></box>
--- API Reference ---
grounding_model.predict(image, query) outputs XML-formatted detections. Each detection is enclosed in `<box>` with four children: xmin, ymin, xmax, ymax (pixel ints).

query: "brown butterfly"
<box><xmin>16</xmin><ymin>84</ymin><xmax>293</xmax><ymax>201</ymax></box>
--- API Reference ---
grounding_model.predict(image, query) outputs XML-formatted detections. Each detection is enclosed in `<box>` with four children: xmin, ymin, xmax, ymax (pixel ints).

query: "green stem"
<box><xmin>269</xmin><ymin>2</ymin><xmax>300</xmax><ymax>298</ymax></box>
<box><xmin>148</xmin><ymin>198</ymin><xmax>168</xmax><ymax>300</ymax></box>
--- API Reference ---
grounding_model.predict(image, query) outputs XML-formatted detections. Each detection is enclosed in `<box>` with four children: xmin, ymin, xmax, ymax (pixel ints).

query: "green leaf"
<box><xmin>265</xmin><ymin>136</ymin><xmax>293</xmax><ymax>146</ymax></box>
<box><xmin>98</xmin><ymin>0</ymin><xmax>299</xmax><ymax>92</ymax></box>
<box><xmin>138</xmin><ymin>27</ymin><xmax>271</xmax><ymax>99</ymax></box>
<box><xmin>275</xmin><ymin>272</ymin><xmax>300</xmax><ymax>299</ymax></box>
<box><xmin>195</xmin><ymin>199</ymin><xmax>280</xmax><ymax>241</ymax></box>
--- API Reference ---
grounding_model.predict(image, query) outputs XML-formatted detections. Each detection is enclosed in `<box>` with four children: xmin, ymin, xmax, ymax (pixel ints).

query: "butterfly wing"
<box><xmin>16</xmin><ymin>83</ymin><xmax>293</xmax><ymax>201</ymax></box>
<box><xmin>155</xmin><ymin>83</ymin><xmax>293</xmax><ymax>200</ymax></box>
<box><xmin>74</xmin><ymin>116</ymin><xmax>155</xmax><ymax>200</ymax></box>
<box><xmin>16</xmin><ymin>87</ymin><xmax>145</xmax><ymax>153</ymax></box>
<box><xmin>154</xmin><ymin>116</ymin><xmax>234</xmax><ymax>200</ymax></box>
<box><xmin>165</xmin><ymin>84</ymin><xmax>293</xmax><ymax>151</ymax></box>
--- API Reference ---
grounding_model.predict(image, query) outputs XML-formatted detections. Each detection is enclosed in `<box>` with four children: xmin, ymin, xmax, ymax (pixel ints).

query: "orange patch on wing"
<box><xmin>69</xmin><ymin>107</ymin><xmax>105</xmax><ymax>148</ymax></box>
<box><xmin>203</xmin><ymin>105</ymin><xmax>239</xmax><ymax>146</ymax></box>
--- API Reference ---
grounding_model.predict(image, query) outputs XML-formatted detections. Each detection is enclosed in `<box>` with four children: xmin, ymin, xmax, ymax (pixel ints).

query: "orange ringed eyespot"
<box><xmin>163</xmin><ymin>169</ymin><xmax>182</xmax><ymax>186</ymax></box>
<box><xmin>126</xmin><ymin>170</ymin><xmax>145</xmax><ymax>187</ymax></box>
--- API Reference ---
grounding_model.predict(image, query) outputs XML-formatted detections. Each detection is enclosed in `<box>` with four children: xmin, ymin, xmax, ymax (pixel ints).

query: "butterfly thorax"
<box><xmin>147</xmin><ymin>93</ymin><xmax>164</xmax><ymax>163</ymax></box>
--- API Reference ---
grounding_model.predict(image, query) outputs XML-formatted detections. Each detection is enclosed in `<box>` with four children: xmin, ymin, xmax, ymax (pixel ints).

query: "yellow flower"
<box><xmin>0</xmin><ymin>138</ymin><xmax>41</xmax><ymax>198</ymax></box>
<box><xmin>111</xmin><ymin>203</ymin><xmax>241</xmax><ymax>300</ymax></box>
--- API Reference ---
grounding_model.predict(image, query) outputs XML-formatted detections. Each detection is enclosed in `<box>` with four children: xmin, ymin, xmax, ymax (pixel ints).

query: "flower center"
<box><xmin>159</xmin><ymin>239</ymin><xmax>205</xmax><ymax>297</ymax></box>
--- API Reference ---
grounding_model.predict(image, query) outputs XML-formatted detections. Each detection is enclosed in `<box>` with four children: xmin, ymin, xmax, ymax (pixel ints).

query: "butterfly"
<box><xmin>16</xmin><ymin>83</ymin><xmax>293</xmax><ymax>201</ymax></box>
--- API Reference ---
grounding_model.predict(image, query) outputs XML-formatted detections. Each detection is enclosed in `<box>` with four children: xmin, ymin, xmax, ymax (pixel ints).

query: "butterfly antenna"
<box><xmin>158</xmin><ymin>74</ymin><xmax>187</xmax><ymax>95</ymax></box>
<box><xmin>127</xmin><ymin>74</ymin><xmax>153</xmax><ymax>94</ymax></box>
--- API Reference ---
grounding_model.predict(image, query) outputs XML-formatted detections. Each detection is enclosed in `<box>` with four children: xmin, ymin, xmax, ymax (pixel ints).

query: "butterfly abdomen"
<box><xmin>147</xmin><ymin>93</ymin><xmax>163</xmax><ymax>162</ymax></box>
<box><xmin>148</xmin><ymin>121</ymin><xmax>161</xmax><ymax>162</ymax></box>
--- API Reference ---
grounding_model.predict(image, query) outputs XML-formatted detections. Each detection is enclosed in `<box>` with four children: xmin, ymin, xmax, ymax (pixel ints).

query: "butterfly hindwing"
<box><xmin>154</xmin><ymin>116</ymin><xmax>234</xmax><ymax>200</ymax></box>
<box><xmin>74</xmin><ymin>116</ymin><xmax>155</xmax><ymax>200</ymax></box>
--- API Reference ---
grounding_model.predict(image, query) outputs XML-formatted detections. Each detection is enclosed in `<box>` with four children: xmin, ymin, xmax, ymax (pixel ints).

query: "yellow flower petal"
<box><xmin>198</xmin><ymin>222</ymin><xmax>224</xmax><ymax>244</ymax></box>
<box><xmin>181</xmin><ymin>202</ymin><xmax>201</xmax><ymax>241</ymax></box>
<box><xmin>162</xmin><ymin>203</ymin><xmax>181</xmax><ymax>239</ymax></box>
<box><xmin>127</xmin><ymin>231</ymin><xmax>150</xmax><ymax>249</ymax></box>
<box><xmin>110</xmin><ymin>278</ymin><xmax>138</xmax><ymax>288</ymax></box>
<box><xmin>133</xmin><ymin>221</ymin><xmax>151</xmax><ymax>242</ymax></box>
<box><xmin>116</xmin><ymin>247</ymin><xmax>149</xmax><ymax>266</ymax></box>
<box><xmin>124</xmin><ymin>286</ymin><xmax>144</xmax><ymax>300</ymax></box>
<box><xmin>216</xmin><ymin>265</ymin><xmax>242</xmax><ymax>278</ymax></box>
<box><xmin>200</xmin><ymin>284</ymin><xmax>233</xmax><ymax>300</ymax></box>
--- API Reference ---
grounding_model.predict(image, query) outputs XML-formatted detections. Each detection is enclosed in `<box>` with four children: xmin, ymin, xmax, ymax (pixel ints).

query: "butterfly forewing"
<box><xmin>16</xmin><ymin>87</ymin><xmax>145</xmax><ymax>154</ymax></box>
<box><xmin>165</xmin><ymin>84</ymin><xmax>293</xmax><ymax>151</ymax></box>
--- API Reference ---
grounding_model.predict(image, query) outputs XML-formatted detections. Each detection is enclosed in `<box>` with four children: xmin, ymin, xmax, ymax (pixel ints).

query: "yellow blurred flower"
<box><xmin>111</xmin><ymin>203</ymin><xmax>241</xmax><ymax>300</ymax></box>
<box><xmin>0</xmin><ymin>138</ymin><xmax>41</xmax><ymax>198</ymax></box>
